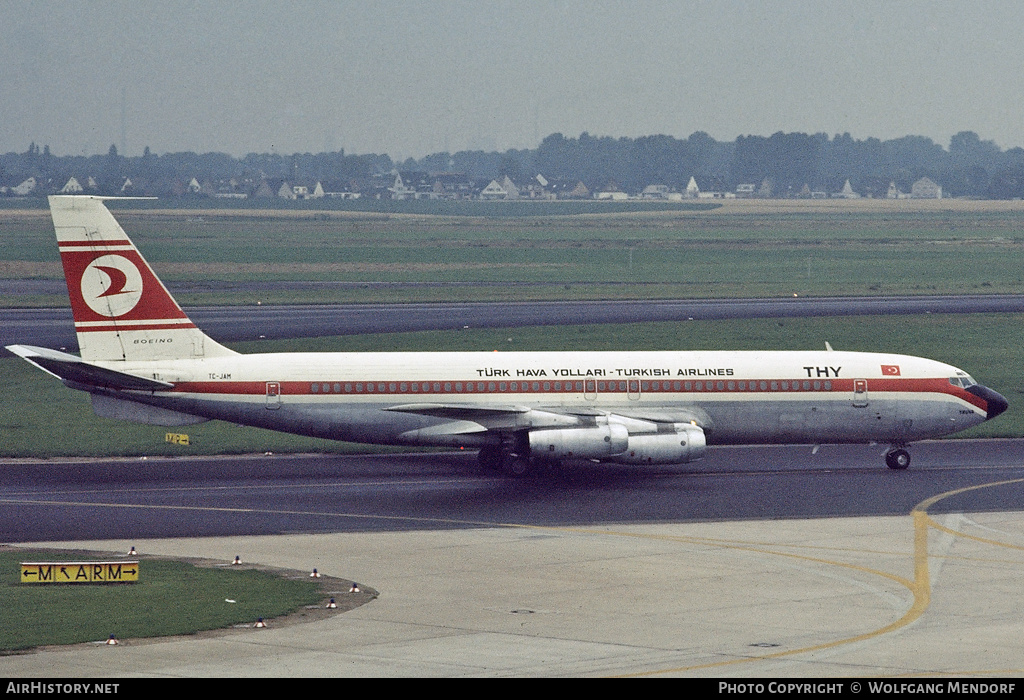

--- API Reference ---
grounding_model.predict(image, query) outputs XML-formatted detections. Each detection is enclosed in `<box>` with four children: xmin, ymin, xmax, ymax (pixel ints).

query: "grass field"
<box><xmin>2</xmin><ymin>314</ymin><xmax>1021</xmax><ymax>458</ymax></box>
<box><xmin>3</xmin><ymin>199</ymin><xmax>1024</xmax><ymax>306</ymax></box>
<box><xmin>0</xmin><ymin>549</ymin><xmax>327</xmax><ymax>651</ymax></box>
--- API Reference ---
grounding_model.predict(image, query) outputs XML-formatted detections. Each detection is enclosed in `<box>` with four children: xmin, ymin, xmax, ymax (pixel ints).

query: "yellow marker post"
<box><xmin>20</xmin><ymin>561</ymin><xmax>140</xmax><ymax>584</ymax></box>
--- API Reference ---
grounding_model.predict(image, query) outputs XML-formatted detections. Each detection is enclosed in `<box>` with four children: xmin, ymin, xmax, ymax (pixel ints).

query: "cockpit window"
<box><xmin>949</xmin><ymin>374</ymin><xmax>977</xmax><ymax>389</ymax></box>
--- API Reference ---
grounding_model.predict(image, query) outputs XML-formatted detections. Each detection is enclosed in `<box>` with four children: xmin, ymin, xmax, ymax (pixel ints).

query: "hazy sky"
<box><xmin>3</xmin><ymin>1</ymin><xmax>1023</xmax><ymax>159</ymax></box>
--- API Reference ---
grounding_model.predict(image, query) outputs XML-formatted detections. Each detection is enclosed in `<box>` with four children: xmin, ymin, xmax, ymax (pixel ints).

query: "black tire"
<box><xmin>503</xmin><ymin>454</ymin><xmax>533</xmax><ymax>477</ymax></box>
<box><xmin>886</xmin><ymin>448</ymin><xmax>911</xmax><ymax>470</ymax></box>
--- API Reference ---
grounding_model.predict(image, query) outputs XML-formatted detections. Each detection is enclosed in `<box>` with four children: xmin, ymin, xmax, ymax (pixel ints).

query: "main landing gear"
<box><xmin>478</xmin><ymin>443</ymin><xmax>536</xmax><ymax>477</ymax></box>
<box><xmin>885</xmin><ymin>446</ymin><xmax>911</xmax><ymax>470</ymax></box>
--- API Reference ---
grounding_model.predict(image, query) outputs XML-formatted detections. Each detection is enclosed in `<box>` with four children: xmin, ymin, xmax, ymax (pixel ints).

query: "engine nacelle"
<box><xmin>529</xmin><ymin>423</ymin><xmax>629</xmax><ymax>460</ymax></box>
<box><xmin>609</xmin><ymin>423</ymin><xmax>706</xmax><ymax>465</ymax></box>
<box><xmin>528</xmin><ymin>422</ymin><xmax>706</xmax><ymax>465</ymax></box>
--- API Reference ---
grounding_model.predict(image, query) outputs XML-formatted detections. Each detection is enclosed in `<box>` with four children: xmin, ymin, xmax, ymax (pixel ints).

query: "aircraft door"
<box><xmin>585</xmin><ymin>379</ymin><xmax>597</xmax><ymax>401</ymax></box>
<box><xmin>266</xmin><ymin>382</ymin><xmax>282</xmax><ymax>410</ymax></box>
<box><xmin>853</xmin><ymin>379</ymin><xmax>868</xmax><ymax>407</ymax></box>
<box><xmin>628</xmin><ymin>380</ymin><xmax>641</xmax><ymax>401</ymax></box>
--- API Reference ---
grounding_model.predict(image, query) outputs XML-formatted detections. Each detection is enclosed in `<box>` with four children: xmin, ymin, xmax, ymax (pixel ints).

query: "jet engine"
<box><xmin>528</xmin><ymin>423</ymin><xmax>629</xmax><ymax>460</ymax></box>
<box><xmin>609</xmin><ymin>423</ymin><xmax>706</xmax><ymax>464</ymax></box>
<box><xmin>528</xmin><ymin>421</ymin><xmax>706</xmax><ymax>465</ymax></box>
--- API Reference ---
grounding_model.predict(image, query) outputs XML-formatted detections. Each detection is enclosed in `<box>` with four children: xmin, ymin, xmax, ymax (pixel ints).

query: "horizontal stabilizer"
<box><xmin>6</xmin><ymin>345</ymin><xmax>173</xmax><ymax>391</ymax></box>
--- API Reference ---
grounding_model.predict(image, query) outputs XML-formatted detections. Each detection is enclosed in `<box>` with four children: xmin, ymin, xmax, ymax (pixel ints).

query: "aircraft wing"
<box><xmin>610</xmin><ymin>408</ymin><xmax>713</xmax><ymax>428</ymax></box>
<box><xmin>6</xmin><ymin>345</ymin><xmax>174</xmax><ymax>392</ymax></box>
<box><xmin>385</xmin><ymin>402</ymin><xmax>712</xmax><ymax>432</ymax></box>
<box><xmin>385</xmin><ymin>402</ymin><xmax>531</xmax><ymax>431</ymax></box>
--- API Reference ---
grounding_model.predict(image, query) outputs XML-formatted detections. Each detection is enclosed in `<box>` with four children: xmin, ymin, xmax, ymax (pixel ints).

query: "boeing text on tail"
<box><xmin>7</xmin><ymin>196</ymin><xmax>1009</xmax><ymax>475</ymax></box>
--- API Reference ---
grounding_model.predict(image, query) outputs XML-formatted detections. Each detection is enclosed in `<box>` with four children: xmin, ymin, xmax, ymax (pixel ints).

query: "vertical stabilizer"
<box><xmin>50</xmin><ymin>195</ymin><xmax>237</xmax><ymax>362</ymax></box>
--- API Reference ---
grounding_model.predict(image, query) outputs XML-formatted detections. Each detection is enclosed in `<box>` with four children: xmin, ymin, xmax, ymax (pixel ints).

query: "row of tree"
<box><xmin>6</xmin><ymin>130</ymin><xmax>1024</xmax><ymax>199</ymax></box>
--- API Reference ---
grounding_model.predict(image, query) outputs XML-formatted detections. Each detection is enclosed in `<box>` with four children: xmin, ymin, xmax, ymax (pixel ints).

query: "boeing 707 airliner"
<box><xmin>7</xmin><ymin>196</ymin><xmax>1008</xmax><ymax>475</ymax></box>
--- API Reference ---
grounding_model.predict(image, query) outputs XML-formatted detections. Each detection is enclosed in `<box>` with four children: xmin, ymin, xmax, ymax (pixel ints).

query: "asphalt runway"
<box><xmin>3</xmin><ymin>441</ymin><xmax>1024</xmax><ymax>543</ymax></box>
<box><xmin>5</xmin><ymin>294</ymin><xmax>1024</xmax><ymax>352</ymax></box>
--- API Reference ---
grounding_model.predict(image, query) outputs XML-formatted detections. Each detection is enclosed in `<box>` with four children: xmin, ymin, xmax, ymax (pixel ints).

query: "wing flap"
<box><xmin>385</xmin><ymin>402</ymin><xmax>529</xmax><ymax>419</ymax></box>
<box><xmin>386</xmin><ymin>402</ymin><xmax>595</xmax><ymax>432</ymax></box>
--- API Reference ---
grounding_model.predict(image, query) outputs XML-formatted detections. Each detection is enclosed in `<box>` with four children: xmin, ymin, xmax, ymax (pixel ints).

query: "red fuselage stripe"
<box><xmin>165</xmin><ymin>377</ymin><xmax>986</xmax><ymax>410</ymax></box>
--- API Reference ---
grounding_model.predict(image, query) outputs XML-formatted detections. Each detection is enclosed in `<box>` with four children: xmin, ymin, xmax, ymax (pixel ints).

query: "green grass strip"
<box><xmin>0</xmin><ymin>550</ymin><xmax>324</xmax><ymax>652</ymax></box>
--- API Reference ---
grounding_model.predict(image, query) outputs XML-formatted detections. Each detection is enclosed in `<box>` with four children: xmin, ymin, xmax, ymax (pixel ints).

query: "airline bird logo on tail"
<box><xmin>81</xmin><ymin>254</ymin><xmax>144</xmax><ymax>317</ymax></box>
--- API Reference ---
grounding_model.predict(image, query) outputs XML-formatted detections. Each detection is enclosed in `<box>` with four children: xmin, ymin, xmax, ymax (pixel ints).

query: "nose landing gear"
<box><xmin>885</xmin><ymin>447</ymin><xmax>911</xmax><ymax>470</ymax></box>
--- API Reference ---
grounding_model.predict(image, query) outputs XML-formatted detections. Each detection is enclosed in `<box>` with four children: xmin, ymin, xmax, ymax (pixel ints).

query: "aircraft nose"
<box><xmin>968</xmin><ymin>385</ymin><xmax>1009</xmax><ymax>420</ymax></box>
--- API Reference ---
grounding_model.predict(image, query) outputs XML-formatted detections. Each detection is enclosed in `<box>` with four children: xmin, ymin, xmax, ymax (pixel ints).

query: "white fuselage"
<box><xmin>101</xmin><ymin>348</ymin><xmax>990</xmax><ymax>449</ymax></box>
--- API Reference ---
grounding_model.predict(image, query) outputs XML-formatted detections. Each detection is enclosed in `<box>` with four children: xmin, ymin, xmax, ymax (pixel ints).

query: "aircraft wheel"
<box><xmin>885</xmin><ymin>448</ymin><xmax>911</xmax><ymax>470</ymax></box>
<box><xmin>503</xmin><ymin>454</ymin><xmax>534</xmax><ymax>478</ymax></box>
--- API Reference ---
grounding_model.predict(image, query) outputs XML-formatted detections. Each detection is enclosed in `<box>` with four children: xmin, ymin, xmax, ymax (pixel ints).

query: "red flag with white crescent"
<box><xmin>881</xmin><ymin>365</ymin><xmax>901</xmax><ymax>376</ymax></box>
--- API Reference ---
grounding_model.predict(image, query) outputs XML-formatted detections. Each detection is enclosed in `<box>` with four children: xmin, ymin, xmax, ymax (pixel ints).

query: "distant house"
<box><xmin>277</xmin><ymin>181</ymin><xmax>298</xmax><ymax>199</ymax></box>
<box><xmin>557</xmin><ymin>181</ymin><xmax>590</xmax><ymax>199</ymax></box>
<box><xmin>595</xmin><ymin>180</ymin><xmax>628</xmax><ymax>200</ymax></box>
<box><xmin>212</xmin><ymin>178</ymin><xmax>249</xmax><ymax>198</ymax></box>
<box><xmin>60</xmin><ymin>177</ymin><xmax>84</xmax><ymax>194</ymax></box>
<box><xmin>735</xmin><ymin>183</ymin><xmax>755</xmax><ymax>197</ymax></box>
<box><xmin>641</xmin><ymin>184</ymin><xmax>669</xmax><ymax>199</ymax></box>
<box><xmin>322</xmin><ymin>180</ymin><xmax>361</xmax><ymax>199</ymax></box>
<box><xmin>911</xmin><ymin>177</ymin><xmax>942</xmax><ymax>199</ymax></box>
<box><xmin>12</xmin><ymin>177</ymin><xmax>37</xmax><ymax>196</ymax></box>
<box><xmin>389</xmin><ymin>173</ymin><xmax>413</xmax><ymax>200</ymax></box>
<box><xmin>479</xmin><ymin>179</ymin><xmax>510</xmax><ymax>200</ymax></box>
<box><xmin>498</xmin><ymin>175</ymin><xmax>520</xmax><ymax>200</ymax></box>
<box><xmin>886</xmin><ymin>181</ymin><xmax>907</xmax><ymax>199</ymax></box>
<box><xmin>518</xmin><ymin>174</ymin><xmax>553</xmax><ymax>200</ymax></box>
<box><xmin>428</xmin><ymin>172</ymin><xmax>473</xmax><ymax>200</ymax></box>
<box><xmin>833</xmin><ymin>179</ymin><xmax>860</xmax><ymax>199</ymax></box>
<box><xmin>389</xmin><ymin>172</ymin><xmax>434</xmax><ymax>200</ymax></box>
<box><xmin>685</xmin><ymin>177</ymin><xmax>701</xmax><ymax>198</ymax></box>
<box><xmin>252</xmin><ymin>180</ymin><xmax>278</xmax><ymax>198</ymax></box>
